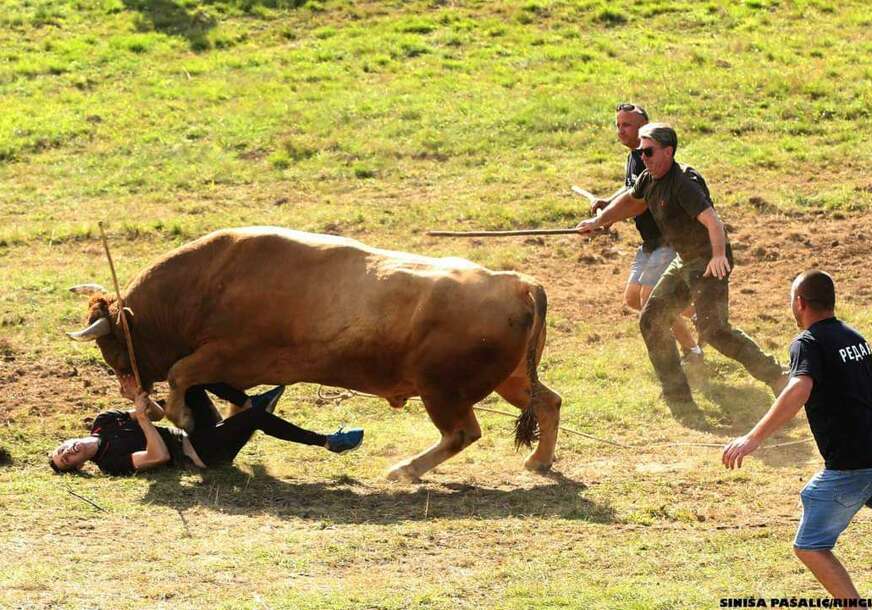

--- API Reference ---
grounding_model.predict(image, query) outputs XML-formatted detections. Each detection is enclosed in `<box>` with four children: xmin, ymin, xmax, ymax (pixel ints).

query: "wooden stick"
<box><xmin>571</xmin><ymin>185</ymin><xmax>599</xmax><ymax>203</ymax></box>
<box><xmin>427</xmin><ymin>228</ymin><xmax>579</xmax><ymax>237</ymax></box>
<box><xmin>64</xmin><ymin>487</ymin><xmax>107</xmax><ymax>512</ymax></box>
<box><xmin>97</xmin><ymin>222</ymin><xmax>143</xmax><ymax>390</ymax></box>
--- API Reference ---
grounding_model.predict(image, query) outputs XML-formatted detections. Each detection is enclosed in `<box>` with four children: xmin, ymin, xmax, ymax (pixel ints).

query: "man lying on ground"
<box><xmin>50</xmin><ymin>374</ymin><xmax>364</xmax><ymax>475</ymax></box>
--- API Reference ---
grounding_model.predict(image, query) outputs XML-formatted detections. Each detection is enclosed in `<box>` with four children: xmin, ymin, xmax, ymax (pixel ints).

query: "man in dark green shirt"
<box><xmin>578</xmin><ymin>123</ymin><xmax>785</xmax><ymax>404</ymax></box>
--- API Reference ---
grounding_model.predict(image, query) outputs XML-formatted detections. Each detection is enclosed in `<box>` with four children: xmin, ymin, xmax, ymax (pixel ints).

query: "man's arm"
<box><xmin>722</xmin><ymin>375</ymin><xmax>813</xmax><ymax>469</ymax></box>
<box><xmin>577</xmin><ymin>190</ymin><xmax>647</xmax><ymax>234</ymax></box>
<box><xmin>590</xmin><ymin>185</ymin><xmax>630</xmax><ymax>213</ymax></box>
<box><xmin>130</xmin><ymin>393</ymin><xmax>170</xmax><ymax>471</ymax></box>
<box><xmin>118</xmin><ymin>373</ymin><xmax>164</xmax><ymax>421</ymax></box>
<box><xmin>696</xmin><ymin>207</ymin><xmax>730</xmax><ymax>280</ymax></box>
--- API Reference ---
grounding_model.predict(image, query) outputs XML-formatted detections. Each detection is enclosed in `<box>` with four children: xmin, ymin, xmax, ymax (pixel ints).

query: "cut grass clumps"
<box><xmin>270</xmin><ymin>135</ymin><xmax>320</xmax><ymax>168</ymax></box>
<box><xmin>595</xmin><ymin>7</ymin><xmax>628</xmax><ymax>26</ymax></box>
<box><xmin>393</xmin><ymin>36</ymin><xmax>432</xmax><ymax>58</ymax></box>
<box><xmin>109</xmin><ymin>33</ymin><xmax>162</xmax><ymax>54</ymax></box>
<box><xmin>396</xmin><ymin>18</ymin><xmax>437</xmax><ymax>35</ymax></box>
<box><xmin>353</xmin><ymin>163</ymin><xmax>377</xmax><ymax>179</ymax></box>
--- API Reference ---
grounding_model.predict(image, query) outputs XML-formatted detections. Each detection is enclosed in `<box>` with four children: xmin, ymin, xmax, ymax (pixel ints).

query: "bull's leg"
<box><xmin>386</xmin><ymin>406</ymin><xmax>481</xmax><ymax>483</ymax></box>
<box><xmin>495</xmin><ymin>376</ymin><xmax>562</xmax><ymax>472</ymax></box>
<box><xmin>165</xmin><ymin>346</ymin><xmax>229</xmax><ymax>432</ymax></box>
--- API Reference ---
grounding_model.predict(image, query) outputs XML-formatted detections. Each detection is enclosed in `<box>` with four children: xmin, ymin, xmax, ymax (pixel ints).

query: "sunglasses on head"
<box><xmin>615</xmin><ymin>103</ymin><xmax>649</xmax><ymax>120</ymax></box>
<box><xmin>639</xmin><ymin>146</ymin><xmax>656</xmax><ymax>158</ymax></box>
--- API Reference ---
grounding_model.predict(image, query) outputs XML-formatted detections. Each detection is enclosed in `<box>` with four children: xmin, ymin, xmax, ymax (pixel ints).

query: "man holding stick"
<box><xmin>577</xmin><ymin>123</ymin><xmax>785</xmax><ymax>404</ymax></box>
<box><xmin>723</xmin><ymin>270</ymin><xmax>872</xmax><ymax>601</ymax></box>
<box><xmin>577</xmin><ymin>103</ymin><xmax>702</xmax><ymax>365</ymax></box>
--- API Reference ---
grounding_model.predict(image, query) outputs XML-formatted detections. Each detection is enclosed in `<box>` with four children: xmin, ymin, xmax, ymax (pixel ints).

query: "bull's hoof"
<box><xmin>386</xmin><ymin>463</ymin><xmax>421</xmax><ymax>483</ymax></box>
<box><xmin>524</xmin><ymin>455</ymin><xmax>553</xmax><ymax>473</ymax></box>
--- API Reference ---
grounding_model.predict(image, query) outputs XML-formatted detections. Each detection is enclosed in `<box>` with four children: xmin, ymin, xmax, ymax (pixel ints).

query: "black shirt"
<box><xmin>788</xmin><ymin>318</ymin><xmax>872</xmax><ymax>470</ymax></box>
<box><xmin>90</xmin><ymin>410</ymin><xmax>186</xmax><ymax>475</ymax></box>
<box><xmin>631</xmin><ymin>162</ymin><xmax>719</xmax><ymax>261</ymax></box>
<box><xmin>625</xmin><ymin>148</ymin><xmax>663</xmax><ymax>252</ymax></box>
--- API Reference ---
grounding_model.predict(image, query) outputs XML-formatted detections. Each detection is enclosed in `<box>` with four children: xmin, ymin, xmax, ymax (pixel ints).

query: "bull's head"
<box><xmin>67</xmin><ymin>284</ymin><xmax>132</xmax><ymax>375</ymax></box>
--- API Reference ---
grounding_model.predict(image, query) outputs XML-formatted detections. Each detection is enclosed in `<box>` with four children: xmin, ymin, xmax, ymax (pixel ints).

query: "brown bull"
<box><xmin>68</xmin><ymin>228</ymin><xmax>562</xmax><ymax>481</ymax></box>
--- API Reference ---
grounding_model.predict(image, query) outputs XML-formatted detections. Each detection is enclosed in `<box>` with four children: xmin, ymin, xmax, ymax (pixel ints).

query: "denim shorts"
<box><xmin>628</xmin><ymin>245</ymin><xmax>676</xmax><ymax>287</ymax></box>
<box><xmin>793</xmin><ymin>468</ymin><xmax>872</xmax><ymax>550</ymax></box>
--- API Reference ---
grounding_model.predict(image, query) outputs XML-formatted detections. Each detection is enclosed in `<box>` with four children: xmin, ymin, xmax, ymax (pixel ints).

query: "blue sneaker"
<box><xmin>325</xmin><ymin>427</ymin><xmax>364</xmax><ymax>454</ymax></box>
<box><xmin>250</xmin><ymin>385</ymin><xmax>285</xmax><ymax>414</ymax></box>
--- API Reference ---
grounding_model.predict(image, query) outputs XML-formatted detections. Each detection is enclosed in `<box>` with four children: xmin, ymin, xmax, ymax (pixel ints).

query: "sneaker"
<box><xmin>325</xmin><ymin>427</ymin><xmax>364</xmax><ymax>454</ymax></box>
<box><xmin>250</xmin><ymin>385</ymin><xmax>285</xmax><ymax>414</ymax></box>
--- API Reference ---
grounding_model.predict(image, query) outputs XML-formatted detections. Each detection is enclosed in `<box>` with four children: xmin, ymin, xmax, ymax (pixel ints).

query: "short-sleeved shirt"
<box><xmin>90</xmin><ymin>410</ymin><xmax>186</xmax><ymax>475</ymax></box>
<box><xmin>788</xmin><ymin>318</ymin><xmax>872</xmax><ymax>470</ymax></box>
<box><xmin>624</xmin><ymin>148</ymin><xmax>663</xmax><ymax>253</ymax></box>
<box><xmin>631</xmin><ymin>162</ymin><xmax>719</xmax><ymax>262</ymax></box>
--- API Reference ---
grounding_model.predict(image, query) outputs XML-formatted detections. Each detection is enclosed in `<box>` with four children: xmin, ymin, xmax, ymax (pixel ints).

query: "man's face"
<box><xmin>790</xmin><ymin>280</ymin><xmax>803</xmax><ymax>328</ymax></box>
<box><xmin>639</xmin><ymin>136</ymin><xmax>673</xmax><ymax>179</ymax></box>
<box><xmin>615</xmin><ymin>110</ymin><xmax>646</xmax><ymax>148</ymax></box>
<box><xmin>51</xmin><ymin>439</ymin><xmax>89</xmax><ymax>472</ymax></box>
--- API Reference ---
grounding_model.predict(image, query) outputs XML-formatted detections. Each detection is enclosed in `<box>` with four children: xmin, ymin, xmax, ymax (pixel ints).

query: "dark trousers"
<box><xmin>188</xmin><ymin>401</ymin><xmax>327</xmax><ymax>467</ymax></box>
<box><xmin>185</xmin><ymin>384</ymin><xmax>249</xmax><ymax>431</ymax></box>
<box><xmin>640</xmin><ymin>256</ymin><xmax>782</xmax><ymax>396</ymax></box>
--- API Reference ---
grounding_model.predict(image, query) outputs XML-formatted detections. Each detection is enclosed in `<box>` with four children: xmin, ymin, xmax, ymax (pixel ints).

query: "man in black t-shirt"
<box><xmin>585</xmin><ymin>104</ymin><xmax>701</xmax><ymax>364</ymax></box>
<box><xmin>723</xmin><ymin>270</ymin><xmax>872</xmax><ymax>601</ymax></box>
<box><xmin>577</xmin><ymin>123</ymin><xmax>784</xmax><ymax>404</ymax></box>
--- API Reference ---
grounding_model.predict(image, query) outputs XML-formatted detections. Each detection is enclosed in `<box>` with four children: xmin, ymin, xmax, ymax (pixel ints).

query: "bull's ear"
<box><xmin>66</xmin><ymin>317</ymin><xmax>111</xmax><ymax>342</ymax></box>
<box><xmin>69</xmin><ymin>284</ymin><xmax>107</xmax><ymax>296</ymax></box>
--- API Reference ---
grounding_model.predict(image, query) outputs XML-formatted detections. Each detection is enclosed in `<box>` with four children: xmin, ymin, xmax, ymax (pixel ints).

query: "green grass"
<box><xmin>2</xmin><ymin>0</ymin><xmax>872</xmax><ymax>608</ymax></box>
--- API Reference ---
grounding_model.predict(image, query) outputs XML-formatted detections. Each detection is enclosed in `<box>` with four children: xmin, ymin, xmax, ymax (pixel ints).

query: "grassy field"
<box><xmin>2</xmin><ymin>0</ymin><xmax>872</xmax><ymax>608</ymax></box>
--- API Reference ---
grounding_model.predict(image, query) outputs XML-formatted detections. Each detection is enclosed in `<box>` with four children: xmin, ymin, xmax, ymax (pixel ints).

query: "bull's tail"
<box><xmin>514</xmin><ymin>282</ymin><xmax>547</xmax><ymax>450</ymax></box>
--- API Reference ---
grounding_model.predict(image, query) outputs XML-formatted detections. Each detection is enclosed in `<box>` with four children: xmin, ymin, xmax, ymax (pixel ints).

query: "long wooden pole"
<box><xmin>97</xmin><ymin>222</ymin><xmax>143</xmax><ymax>390</ymax></box>
<box><xmin>427</xmin><ymin>228</ymin><xmax>580</xmax><ymax>237</ymax></box>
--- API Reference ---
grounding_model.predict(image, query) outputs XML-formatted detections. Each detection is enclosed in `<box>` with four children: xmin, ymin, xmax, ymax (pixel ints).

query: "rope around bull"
<box><xmin>315</xmin><ymin>386</ymin><xmax>814</xmax><ymax>452</ymax></box>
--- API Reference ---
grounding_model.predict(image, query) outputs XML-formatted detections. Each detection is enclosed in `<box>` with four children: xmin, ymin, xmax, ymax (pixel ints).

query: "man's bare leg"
<box><xmin>624</xmin><ymin>282</ymin><xmax>642</xmax><ymax>311</ymax></box>
<box><xmin>794</xmin><ymin>548</ymin><xmax>860</xmax><ymax>599</ymax></box>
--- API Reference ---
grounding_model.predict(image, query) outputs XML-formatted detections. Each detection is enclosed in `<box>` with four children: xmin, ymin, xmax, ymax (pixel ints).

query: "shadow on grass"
<box><xmin>123</xmin><ymin>0</ymin><xmax>216</xmax><ymax>50</ymax></box>
<box><xmin>121</xmin><ymin>0</ymin><xmax>310</xmax><ymax>50</ymax></box>
<box><xmin>141</xmin><ymin>466</ymin><xmax>617</xmax><ymax>524</ymax></box>
<box><xmin>697</xmin><ymin>376</ymin><xmax>815</xmax><ymax>468</ymax></box>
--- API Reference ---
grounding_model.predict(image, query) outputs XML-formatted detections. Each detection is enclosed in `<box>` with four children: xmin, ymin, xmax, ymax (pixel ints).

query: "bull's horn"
<box><xmin>69</xmin><ymin>284</ymin><xmax>107</xmax><ymax>296</ymax></box>
<box><xmin>66</xmin><ymin>317</ymin><xmax>111</xmax><ymax>342</ymax></box>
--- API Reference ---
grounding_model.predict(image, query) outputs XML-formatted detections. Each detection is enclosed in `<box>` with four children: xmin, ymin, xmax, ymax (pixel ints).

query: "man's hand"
<box><xmin>590</xmin><ymin>198</ymin><xmax>609</xmax><ymax>214</ymax></box>
<box><xmin>722</xmin><ymin>434</ymin><xmax>761</xmax><ymax>469</ymax></box>
<box><xmin>575</xmin><ymin>218</ymin><xmax>600</xmax><ymax>235</ymax></box>
<box><xmin>118</xmin><ymin>373</ymin><xmax>140</xmax><ymax>401</ymax></box>
<box><xmin>703</xmin><ymin>255</ymin><xmax>731</xmax><ymax>280</ymax></box>
<box><xmin>132</xmin><ymin>393</ymin><xmax>151</xmax><ymax>420</ymax></box>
